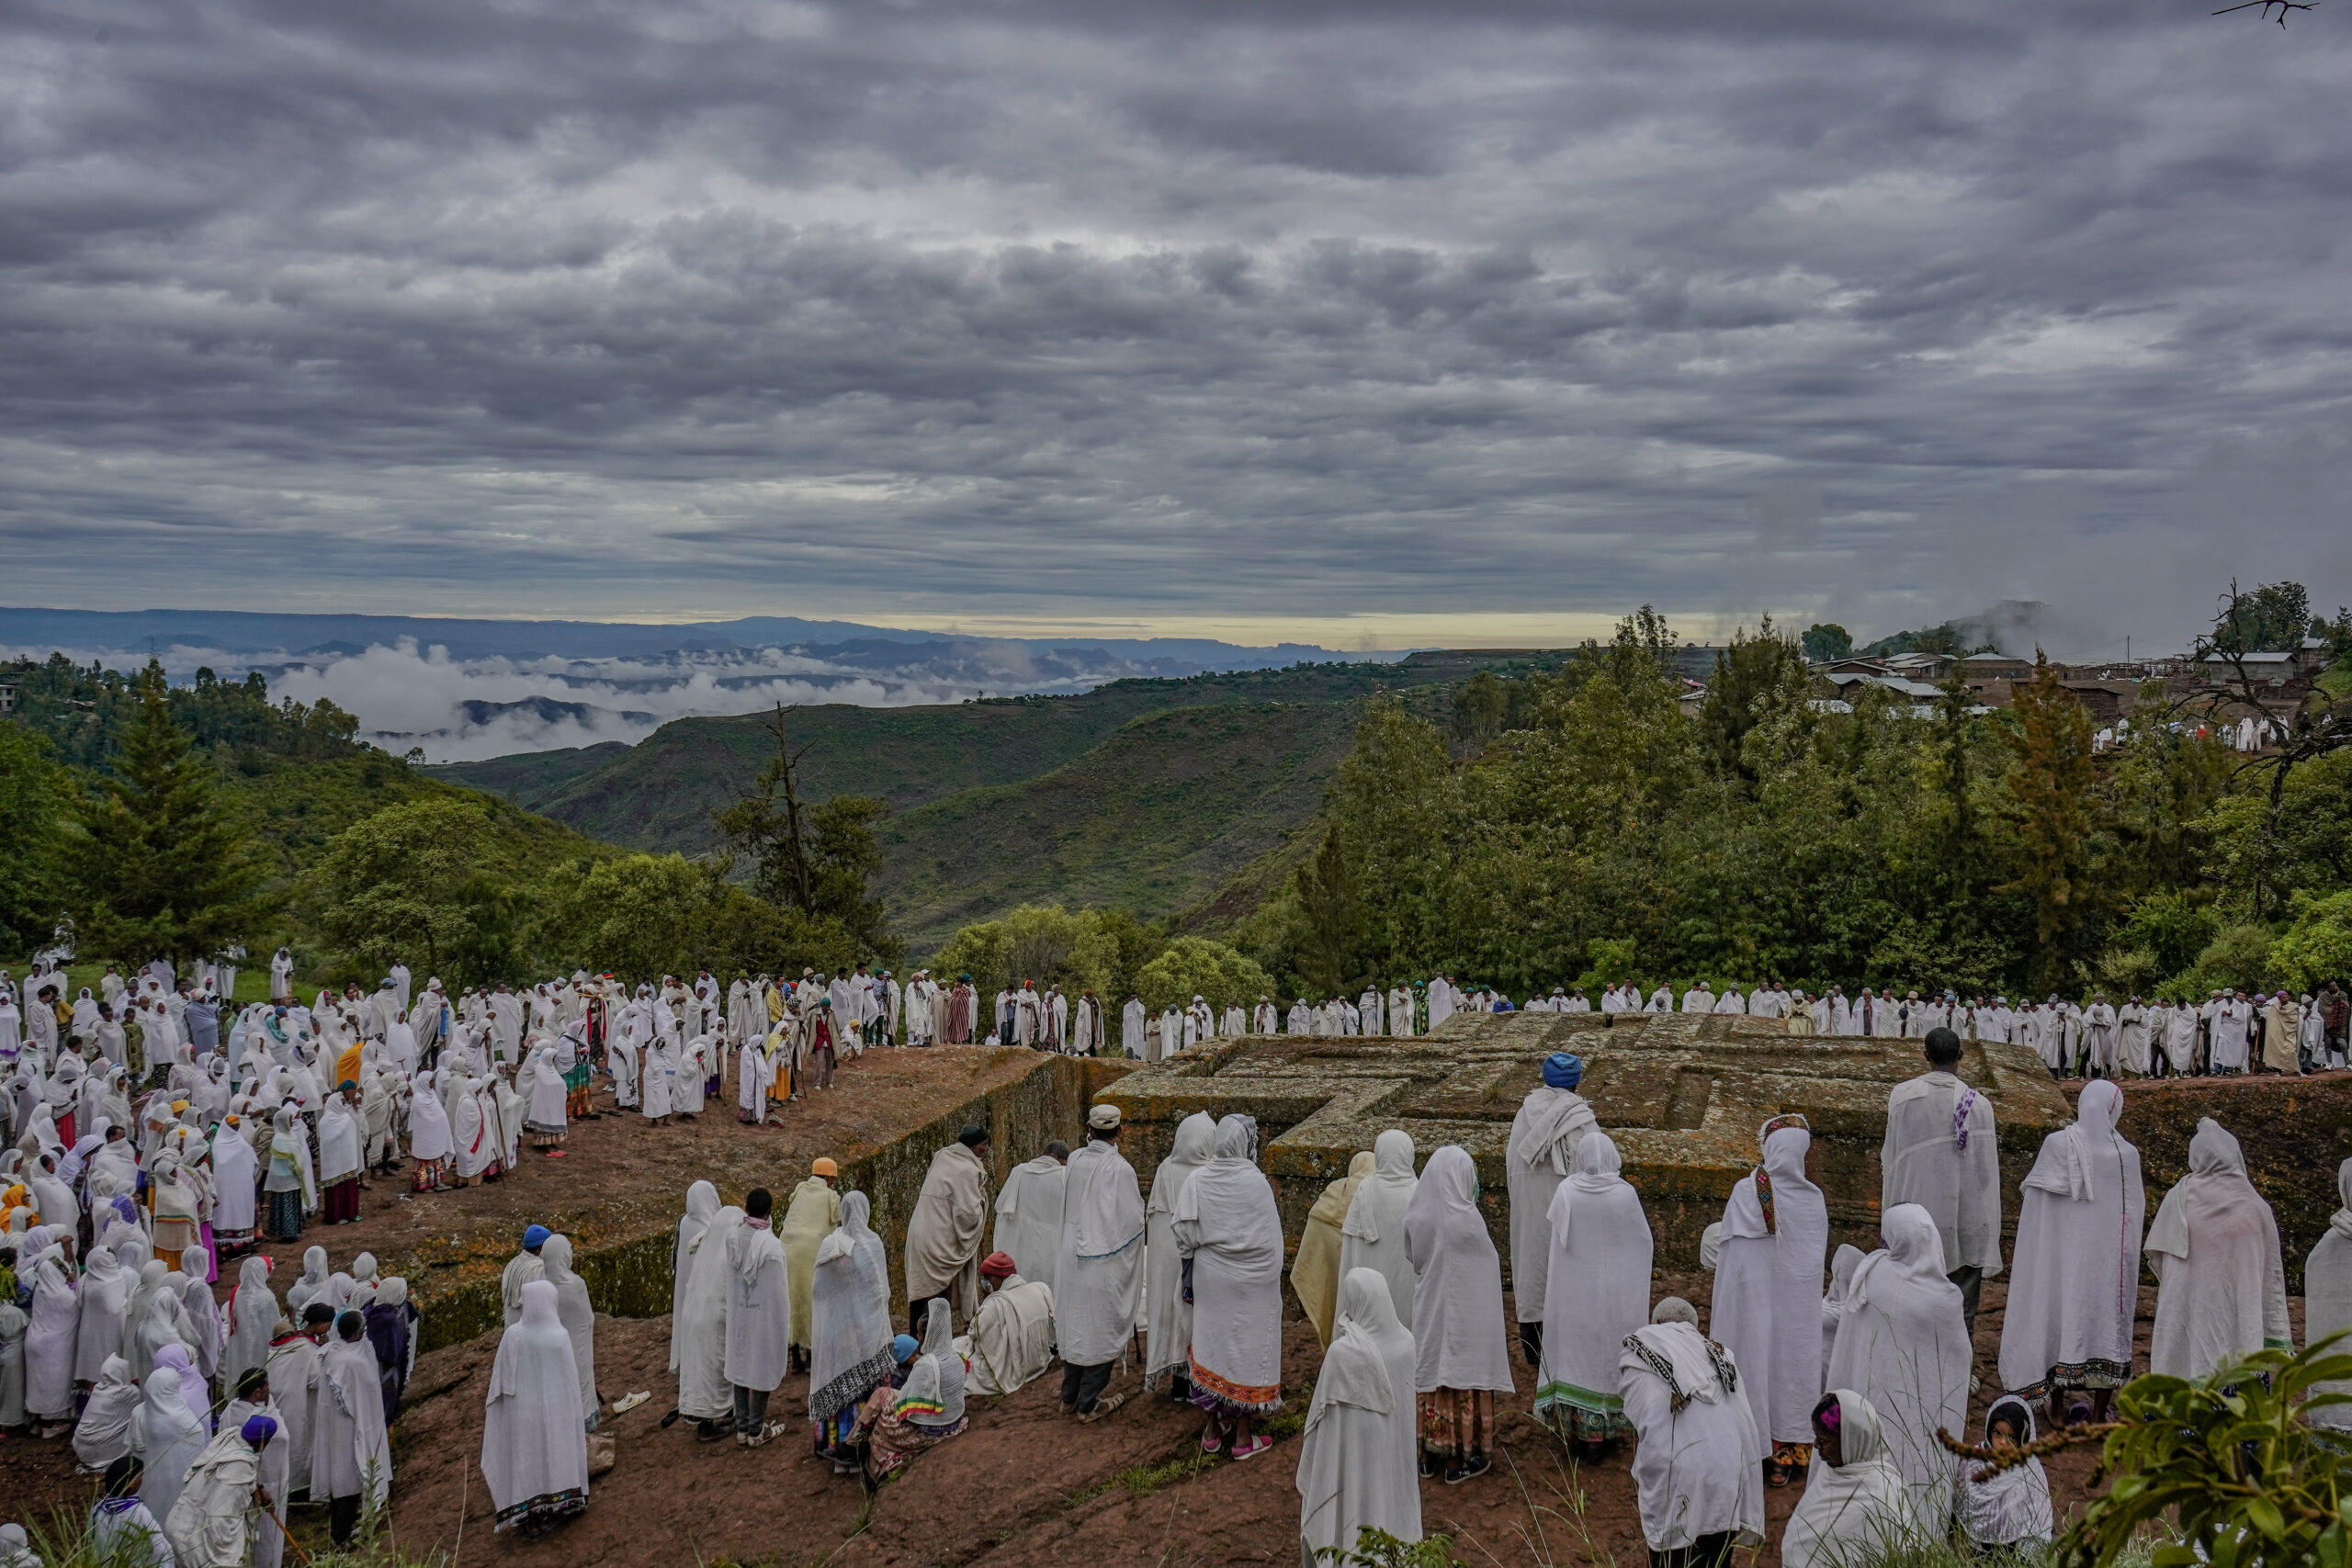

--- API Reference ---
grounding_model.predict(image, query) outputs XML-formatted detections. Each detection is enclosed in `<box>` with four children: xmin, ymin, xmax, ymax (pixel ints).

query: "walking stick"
<box><xmin>265</xmin><ymin>1501</ymin><xmax>316</xmax><ymax>1567</ymax></box>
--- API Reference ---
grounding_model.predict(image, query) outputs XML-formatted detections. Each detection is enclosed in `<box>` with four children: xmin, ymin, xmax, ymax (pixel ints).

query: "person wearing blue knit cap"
<box><xmin>502</xmin><ymin>1225</ymin><xmax>552</xmax><ymax>1326</ymax></box>
<box><xmin>1508</xmin><ymin>1052</ymin><xmax>1597</xmax><ymax>1366</ymax></box>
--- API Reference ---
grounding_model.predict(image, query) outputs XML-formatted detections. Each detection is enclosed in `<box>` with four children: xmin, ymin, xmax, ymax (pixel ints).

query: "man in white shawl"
<box><xmin>1711</xmin><ymin>1117</ymin><xmax>1828</xmax><ymax>1487</ymax></box>
<box><xmin>1175</xmin><ymin>1115</ymin><xmax>1286</xmax><ymax>1459</ymax></box>
<box><xmin>2144</xmin><ymin>1118</ymin><xmax>2290</xmax><ymax>1379</ymax></box>
<box><xmin>1297</xmin><ymin>1269</ymin><xmax>1420</xmax><ymax>1564</ymax></box>
<box><xmin>1781</xmin><ymin>1390</ymin><xmax>1916</xmax><ymax>1568</ymax></box>
<box><xmin>2304</xmin><ymin>1156</ymin><xmax>2352</xmax><ymax>1433</ymax></box>
<box><xmin>166</xmin><ymin>1414</ymin><xmax>277</xmax><ymax>1567</ymax></box>
<box><xmin>1998</xmin><ymin>1078</ymin><xmax>2143</xmax><ymax>1426</ymax></box>
<box><xmin>1619</xmin><ymin>1297</ymin><xmax>1764</xmax><ymax>1567</ymax></box>
<box><xmin>1824</xmin><ymin>1203</ymin><xmax>1969</xmax><ymax>1532</ymax></box>
<box><xmin>1338</xmin><ymin>1129</ymin><xmax>1420</xmax><ymax>1328</ymax></box>
<box><xmin>1121</xmin><ymin>994</ymin><xmax>1146</xmax><ymax>1058</ymax></box>
<box><xmin>1507</xmin><ymin>1052</ymin><xmax>1598</xmax><ymax>1366</ymax></box>
<box><xmin>1056</xmin><ymin>1103</ymin><xmax>1146</xmax><ymax>1420</ymax></box>
<box><xmin>1879</xmin><ymin>1027</ymin><xmax>2002</xmax><ymax>1331</ymax></box>
<box><xmin>1143</xmin><ymin>1111</ymin><xmax>1216</xmax><ymax>1395</ymax></box>
<box><xmin>483</xmin><ymin>1279</ymin><xmax>589</xmax><ymax>1531</ymax></box>
<box><xmin>992</xmin><ymin>1140</ymin><xmax>1069</xmax><ymax>1292</ymax></box>
<box><xmin>1403</xmin><ymin>1144</ymin><xmax>1515</xmax><ymax>1484</ymax></box>
<box><xmin>904</xmin><ymin>1126</ymin><xmax>990</xmax><ymax>1333</ymax></box>
<box><xmin>312</xmin><ymin>1311</ymin><xmax>392</xmax><ymax>1544</ymax></box>
<box><xmin>1536</xmin><ymin>1132</ymin><xmax>1652</xmax><ymax>1461</ymax></box>
<box><xmin>963</xmin><ymin>1251</ymin><xmax>1056</xmax><ymax>1399</ymax></box>
<box><xmin>724</xmin><ymin>1187</ymin><xmax>794</xmax><ymax>1446</ymax></box>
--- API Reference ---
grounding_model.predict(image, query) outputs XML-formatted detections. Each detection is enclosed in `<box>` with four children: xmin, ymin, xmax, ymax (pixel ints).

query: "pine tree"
<box><xmin>70</xmin><ymin>662</ymin><xmax>271</xmax><ymax>965</ymax></box>
<box><xmin>1996</xmin><ymin>652</ymin><xmax>2098</xmax><ymax>989</ymax></box>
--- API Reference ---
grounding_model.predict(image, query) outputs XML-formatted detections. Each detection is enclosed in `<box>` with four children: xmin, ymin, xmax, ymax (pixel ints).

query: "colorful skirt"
<box><xmin>1534</xmin><ymin>1376</ymin><xmax>1630</xmax><ymax>1442</ymax></box>
<box><xmin>265</xmin><ymin>1188</ymin><xmax>304</xmax><ymax>1240</ymax></box>
<box><xmin>495</xmin><ymin>1488</ymin><xmax>587</xmax><ymax>1532</ymax></box>
<box><xmin>1418</xmin><ymin>1388</ymin><xmax>1495</xmax><ymax>1459</ymax></box>
<box><xmin>323</xmin><ymin>1178</ymin><xmax>361</xmax><ymax>1224</ymax></box>
<box><xmin>412</xmin><ymin>1156</ymin><xmax>449</xmax><ymax>1191</ymax></box>
<box><xmin>856</xmin><ymin>1384</ymin><xmax>966</xmax><ymax>1482</ymax></box>
<box><xmin>1187</xmin><ymin>1356</ymin><xmax>1283</xmax><ymax>1416</ymax></box>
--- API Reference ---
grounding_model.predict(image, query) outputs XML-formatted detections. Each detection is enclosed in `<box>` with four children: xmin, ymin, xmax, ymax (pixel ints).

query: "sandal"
<box><xmin>1200</xmin><ymin>1431</ymin><xmax>1226</xmax><ymax>1455</ymax></box>
<box><xmin>1079</xmin><ymin>1392</ymin><xmax>1128</xmax><ymax>1425</ymax></box>
<box><xmin>1764</xmin><ymin>1460</ymin><xmax>1792</xmax><ymax>1489</ymax></box>
<box><xmin>1228</xmin><ymin>1435</ymin><xmax>1274</xmax><ymax>1461</ymax></box>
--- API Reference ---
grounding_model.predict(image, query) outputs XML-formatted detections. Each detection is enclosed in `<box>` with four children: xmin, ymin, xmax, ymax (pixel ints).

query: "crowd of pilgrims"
<box><xmin>484</xmin><ymin>1030</ymin><xmax>2349</xmax><ymax>1565</ymax></box>
<box><xmin>4</xmin><ymin>940</ymin><xmax>2349</xmax><ymax>1567</ymax></box>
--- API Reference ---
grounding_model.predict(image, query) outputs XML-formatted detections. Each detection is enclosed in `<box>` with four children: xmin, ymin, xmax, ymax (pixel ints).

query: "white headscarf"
<box><xmin>1953</xmin><ymin>1396</ymin><xmax>2054</xmax><ymax>1547</ymax></box>
<box><xmin>1401</xmin><ymin>1145</ymin><xmax>1513</xmax><ymax>1393</ymax></box>
<box><xmin>2144</xmin><ymin>1118</ymin><xmax>2290</xmax><ymax>1379</ymax></box>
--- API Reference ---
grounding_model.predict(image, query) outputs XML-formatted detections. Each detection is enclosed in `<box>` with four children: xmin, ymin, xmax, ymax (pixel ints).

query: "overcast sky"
<box><xmin>4</xmin><ymin>0</ymin><xmax>2348</xmax><ymax>653</ymax></box>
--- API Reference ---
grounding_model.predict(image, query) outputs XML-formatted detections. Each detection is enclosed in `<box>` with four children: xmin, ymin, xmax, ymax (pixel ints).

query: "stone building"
<box><xmin>1099</xmin><ymin>1010</ymin><xmax>2069</xmax><ymax>1280</ymax></box>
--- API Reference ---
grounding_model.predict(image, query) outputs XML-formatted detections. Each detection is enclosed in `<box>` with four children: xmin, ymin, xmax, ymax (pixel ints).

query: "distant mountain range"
<box><xmin>0</xmin><ymin>606</ymin><xmax>1378</xmax><ymax>761</ymax></box>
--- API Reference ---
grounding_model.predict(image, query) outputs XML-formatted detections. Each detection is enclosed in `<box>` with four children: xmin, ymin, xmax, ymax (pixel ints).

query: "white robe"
<box><xmin>723</xmin><ymin>1219</ymin><xmax>793</xmax><ymax>1392</ymax></box>
<box><xmin>673</xmin><ymin>1206</ymin><xmax>741</xmax><ymax>1421</ymax></box>
<box><xmin>481</xmin><ymin>1280</ymin><xmax>589</xmax><ymax>1515</ymax></box>
<box><xmin>1402</xmin><ymin>1145</ymin><xmax>1514</xmax><ymax>1394</ymax></box>
<box><xmin>1536</xmin><ymin>1134</ymin><xmax>1652</xmax><ymax>1435</ymax></box>
<box><xmin>1781</xmin><ymin>1392</ymin><xmax>1917</xmax><ymax>1568</ymax></box>
<box><xmin>992</xmin><ymin>1156</ymin><xmax>1069</xmax><ymax>1294</ymax></box>
<box><xmin>1825</xmin><ymin>1205</ymin><xmax>1970</xmax><ymax>1531</ymax></box>
<box><xmin>1296</xmin><ymin>1270</ymin><xmax>1420</xmax><ymax>1562</ymax></box>
<box><xmin>1143</xmin><ymin>1112</ymin><xmax>1216</xmax><ymax>1387</ymax></box>
<box><xmin>1997</xmin><ymin>1079</ymin><xmax>2143</xmax><ymax>1396</ymax></box>
<box><xmin>1338</xmin><ymin>1130</ymin><xmax>1420</xmax><ymax>1329</ymax></box>
<box><xmin>1506</xmin><ymin>1085</ymin><xmax>1597</xmax><ymax>1323</ymax></box>
<box><xmin>1057</xmin><ymin>1138</ymin><xmax>1145</xmax><ymax>1368</ymax></box>
<box><xmin>1711</xmin><ymin>1125</ymin><xmax>1828</xmax><ymax>1446</ymax></box>
<box><xmin>1173</xmin><ymin>1119</ymin><xmax>1286</xmax><ymax>1406</ymax></box>
<box><xmin>1620</xmin><ymin>1322</ymin><xmax>1765</xmax><ymax>1552</ymax></box>
<box><xmin>1878</xmin><ymin>1070</ymin><xmax>2002</xmax><ymax>1276</ymax></box>
<box><xmin>2304</xmin><ymin>1158</ymin><xmax>2352</xmax><ymax>1431</ymax></box>
<box><xmin>2144</xmin><ymin>1119</ymin><xmax>2290</xmax><ymax>1379</ymax></box>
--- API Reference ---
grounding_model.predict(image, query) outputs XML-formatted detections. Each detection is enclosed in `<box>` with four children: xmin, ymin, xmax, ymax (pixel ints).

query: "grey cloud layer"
<box><xmin>4</xmin><ymin>0</ymin><xmax>2349</xmax><ymax>644</ymax></box>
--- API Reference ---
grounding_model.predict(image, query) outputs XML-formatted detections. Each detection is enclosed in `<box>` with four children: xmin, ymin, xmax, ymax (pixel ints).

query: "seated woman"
<box><xmin>1953</xmin><ymin>1396</ymin><xmax>2053</xmax><ymax>1558</ymax></box>
<box><xmin>854</xmin><ymin>1299</ymin><xmax>968</xmax><ymax>1483</ymax></box>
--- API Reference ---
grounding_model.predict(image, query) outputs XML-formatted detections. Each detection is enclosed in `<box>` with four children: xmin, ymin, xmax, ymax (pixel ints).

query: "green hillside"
<box><xmin>877</xmin><ymin>701</ymin><xmax>1362</xmax><ymax>950</ymax></box>
<box><xmin>432</xmin><ymin>660</ymin><xmax>1431</xmax><ymax>855</ymax></box>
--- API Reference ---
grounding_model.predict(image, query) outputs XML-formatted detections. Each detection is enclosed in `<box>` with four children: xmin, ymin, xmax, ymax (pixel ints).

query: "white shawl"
<box><xmin>1057</xmin><ymin>1137</ymin><xmax>1145</xmax><ymax>1368</ymax></box>
<box><xmin>808</xmin><ymin>1192</ymin><xmax>894</xmax><ymax>1422</ymax></box>
<box><xmin>1538</xmin><ymin>1133</ymin><xmax>1652</xmax><ymax>1422</ymax></box>
<box><xmin>1144</xmin><ymin>1111</ymin><xmax>1216</xmax><ymax>1384</ymax></box>
<box><xmin>1402</xmin><ymin>1145</ymin><xmax>1513</xmax><ymax>1393</ymax></box>
<box><xmin>1825</xmin><ymin>1204</ymin><xmax>1970</xmax><ymax>1530</ymax></box>
<box><xmin>1338</xmin><ymin>1129</ymin><xmax>1421</xmax><ymax>1329</ymax></box>
<box><xmin>1711</xmin><ymin>1122</ymin><xmax>1827</xmax><ymax>1445</ymax></box>
<box><xmin>2303</xmin><ymin>1158</ymin><xmax>2352</xmax><ymax>1430</ymax></box>
<box><xmin>1619</xmin><ymin>1320</ymin><xmax>1766</xmax><ymax>1553</ymax></box>
<box><xmin>2145</xmin><ymin>1118</ymin><xmax>2290</xmax><ymax>1379</ymax></box>
<box><xmin>1172</xmin><ymin>1116</ymin><xmax>1285</xmax><ymax>1404</ymax></box>
<box><xmin>1296</xmin><ymin>1269</ymin><xmax>1420</xmax><ymax>1562</ymax></box>
<box><xmin>481</xmin><ymin>1280</ymin><xmax>589</xmax><ymax>1512</ymax></box>
<box><xmin>1781</xmin><ymin>1391</ymin><xmax>1917</xmax><ymax>1568</ymax></box>
<box><xmin>1506</xmin><ymin>1086</ymin><xmax>1596</xmax><ymax>1322</ymax></box>
<box><xmin>1997</xmin><ymin>1078</ymin><xmax>2143</xmax><ymax>1395</ymax></box>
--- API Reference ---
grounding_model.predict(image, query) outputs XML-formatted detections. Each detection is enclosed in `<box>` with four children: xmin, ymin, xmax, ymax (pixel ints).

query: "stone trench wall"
<box><xmin>414</xmin><ymin>1054</ymin><xmax>1133</xmax><ymax>1351</ymax></box>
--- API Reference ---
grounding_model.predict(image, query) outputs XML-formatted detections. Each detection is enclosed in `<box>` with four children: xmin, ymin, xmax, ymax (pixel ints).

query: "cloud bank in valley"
<box><xmin>2</xmin><ymin>0</ymin><xmax>2349</xmax><ymax>649</ymax></box>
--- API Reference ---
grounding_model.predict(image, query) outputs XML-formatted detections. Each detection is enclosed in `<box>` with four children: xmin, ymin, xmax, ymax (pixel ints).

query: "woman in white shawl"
<box><xmin>262</xmin><ymin>1109</ymin><xmax>313</xmax><ymax>1241</ymax></box>
<box><xmin>674</xmin><ymin>1034</ymin><xmax>707</xmax><ymax>1119</ymax></box>
<box><xmin>221</xmin><ymin>1254</ymin><xmax>280</xmax><ymax>1394</ymax></box>
<box><xmin>1619</xmin><ymin>1297</ymin><xmax>1765</xmax><ymax>1562</ymax></box>
<box><xmin>854</xmin><ymin>1296</ymin><xmax>967</xmax><ymax>1483</ymax></box>
<box><xmin>483</xmin><ymin>1279</ymin><xmax>590</xmax><ymax>1532</ymax></box>
<box><xmin>286</xmin><ymin>1246</ymin><xmax>332</xmax><ymax>1316</ymax></box>
<box><xmin>1781</xmin><ymin>1390</ymin><xmax>1915</xmax><ymax>1568</ymax></box>
<box><xmin>179</xmin><ymin>1247</ymin><xmax>224</xmax><ymax>1379</ymax></box>
<box><xmin>1403</xmin><ymin>1144</ymin><xmax>1515</xmax><ymax>1484</ymax></box>
<box><xmin>209</xmin><ymin>1113</ymin><xmax>258</xmax><ymax>1251</ymax></box>
<box><xmin>1536</xmin><ymin>1132</ymin><xmax>1652</xmax><ymax>1460</ymax></box>
<box><xmin>407</xmin><ymin>1069</ymin><xmax>454</xmax><ymax>1189</ymax></box>
<box><xmin>1174</xmin><ymin>1115</ymin><xmax>1286</xmax><ymax>1460</ymax></box>
<box><xmin>808</xmin><ymin>1190</ymin><xmax>897</xmax><ymax>1460</ymax></box>
<box><xmin>1998</xmin><ymin>1077</ymin><xmax>2144</xmax><ymax>1425</ymax></box>
<box><xmin>75</xmin><ymin>1243</ymin><xmax>134</xmax><ymax>1387</ymax></box>
<box><xmin>74</xmin><ymin>1354</ymin><xmax>145</xmax><ymax>1471</ymax></box>
<box><xmin>673</xmin><ymin>1204</ymin><xmax>743</xmax><ymax>1438</ymax></box>
<box><xmin>1338</xmin><ymin>1129</ymin><xmax>1420</xmax><ymax>1329</ymax></box>
<box><xmin>451</xmin><ymin>1073</ymin><xmax>499</xmax><ymax>1184</ymax></box>
<box><xmin>1710</xmin><ymin>1117</ymin><xmax>1828</xmax><ymax>1488</ymax></box>
<box><xmin>2304</xmin><ymin>1157</ymin><xmax>2352</xmax><ymax>1432</ymax></box>
<box><xmin>540</xmin><ymin>1235</ymin><xmax>600</xmax><ymax>1430</ymax></box>
<box><xmin>672</xmin><ymin>1180</ymin><xmax>720</xmax><ymax>1328</ymax></box>
<box><xmin>1144</xmin><ymin>1111</ymin><xmax>1216</xmax><ymax>1395</ymax></box>
<box><xmin>24</xmin><ymin>1241</ymin><xmax>77</xmax><ymax>1434</ymax></box>
<box><xmin>2144</xmin><ymin>1118</ymin><xmax>2290</xmax><ymax>1379</ymax></box>
<box><xmin>1824</xmin><ymin>1203</ymin><xmax>1969</xmax><ymax>1530</ymax></box>
<box><xmin>135</xmin><ymin>1363</ymin><xmax>209</xmax><ymax>1526</ymax></box>
<box><xmin>1297</xmin><ymin>1269</ymin><xmax>1420</xmax><ymax>1563</ymax></box>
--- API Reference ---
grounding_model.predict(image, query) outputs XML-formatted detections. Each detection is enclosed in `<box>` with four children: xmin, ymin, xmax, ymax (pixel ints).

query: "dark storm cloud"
<box><xmin>2</xmin><ymin>0</ymin><xmax>2348</xmax><ymax>644</ymax></box>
